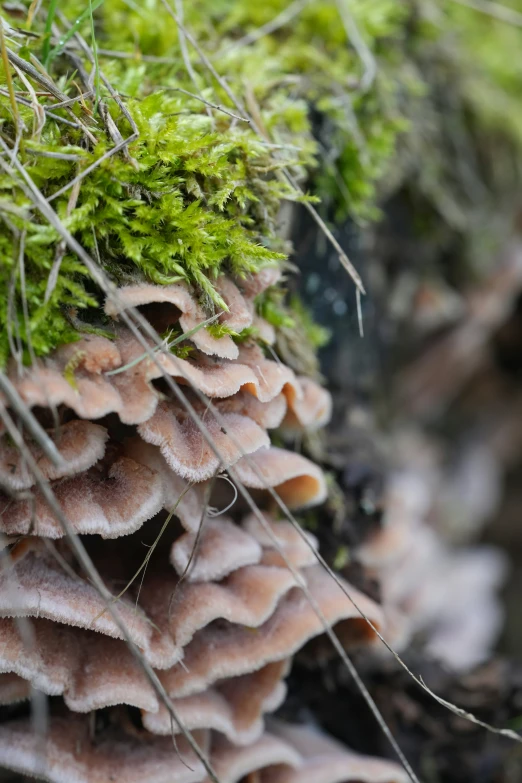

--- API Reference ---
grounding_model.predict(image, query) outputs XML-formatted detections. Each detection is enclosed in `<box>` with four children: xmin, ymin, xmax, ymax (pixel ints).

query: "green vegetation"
<box><xmin>0</xmin><ymin>0</ymin><xmax>521</xmax><ymax>363</ymax></box>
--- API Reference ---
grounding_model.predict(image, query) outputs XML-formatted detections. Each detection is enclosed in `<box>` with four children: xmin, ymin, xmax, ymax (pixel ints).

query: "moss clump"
<box><xmin>0</xmin><ymin>0</ymin><xmax>522</xmax><ymax>363</ymax></box>
<box><xmin>0</xmin><ymin>0</ymin><xmax>415</xmax><ymax>363</ymax></box>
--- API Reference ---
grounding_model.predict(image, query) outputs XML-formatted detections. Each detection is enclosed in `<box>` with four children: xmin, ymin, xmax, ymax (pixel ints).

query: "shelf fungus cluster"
<box><xmin>358</xmin><ymin>434</ymin><xmax>507</xmax><ymax>672</ymax></box>
<box><xmin>0</xmin><ymin>273</ymin><xmax>407</xmax><ymax>782</ymax></box>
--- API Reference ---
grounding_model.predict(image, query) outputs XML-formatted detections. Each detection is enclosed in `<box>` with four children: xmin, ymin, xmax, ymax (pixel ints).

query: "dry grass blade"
<box><xmin>0</xmin><ymin>88</ymin><xmax>83</xmax><ymax>128</ymax></box>
<box><xmin>336</xmin><ymin>0</ymin><xmax>377</xmax><ymax>92</ymax></box>
<box><xmin>5</xmin><ymin>48</ymin><xmax>98</xmax><ymax>143</ymax></box>
<box><xmin>174</xmin><ymin>0</ymin><xmax>207</xmax><ymax>118</ymax></box>
<box><xmin>104</xmin><ymin>312</ymin><xmax>222</xmax><ymax>377</ymax></box>
<box><xmin>0</xmin><ymin>372</ymin><xmax>66</xmax><ymax>473</ymax></box>
<box><xmin>92</xmin><ymin>475</ymin><xmax>195</xmax><ymax>623</ymax></box>
<box><xmin>90</xmin><ymin>510</ymin><xmax>173</xmax><ymax>624</ymax></box>
<box><xmin>47</xmin><ymin>134</ymin><xmax>137</xmax><ymax>202</ymax></box>
<box><xmin>283</xmin><ymin>168</ymin><xmax>366</xmax><ymax>294</ymax></box>
<box><xmin>12</xmin><ymin>66</ymin><xmax>46</xmax><ymax>140</ymax></box>
<box><xmin>6</xmin><ymin>49</ymin><xmax>71</xmax><ymax>104</ymax></box>
<box><xmin>215</xmin><ymin>0</ymin><xmax>311</xmax><ymax>58</ymax></box>
<box><xmin>17</xmin><ymin>231</ymin><xmax>36</xmax><ymax>366</ymax></box>
<box><xmin>449</xmin><ymin>0</ymin><xmax>522</xmax><ymax>26</ymax></box>
<box><xmin>0</xmin><ymin>24</ymin><xmax>22</xmax><ymax>138</ymax></box>
<box><xmin>47</xmin><ymin>91</ymin><xmax>94</xmax><ymax>109</ymax></box>
<box><xmin>44</xmin><ymin>179</ymin><xmax>81</xmax><ymax>304</ymax></box>
<box><xmin>165</xmin><ymin>86</ymin><xmax>249</xmax><ymax>122</ymax></box>
<box><xmin>168</xmin><ymin>476</ymin><xmax>216</xmax><ymax>622</ymax></box>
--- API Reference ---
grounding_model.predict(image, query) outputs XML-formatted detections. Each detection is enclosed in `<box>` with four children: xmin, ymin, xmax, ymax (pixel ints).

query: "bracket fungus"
<box><xmin>0</xmin><ymin>235</ymin><xmax>401</xmax><ymax>783</ymax></box>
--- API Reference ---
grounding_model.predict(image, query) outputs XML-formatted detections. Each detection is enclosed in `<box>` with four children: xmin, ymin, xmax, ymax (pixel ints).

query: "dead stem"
<box><xmin>449</xmin><ymin>0</ymin><xmax>522</xmax><ymax>27</ymax></box>
<box><xmin>216</xmin><ymin>0</ymin><xmax>311</xmax><ymax>59</ymax></box>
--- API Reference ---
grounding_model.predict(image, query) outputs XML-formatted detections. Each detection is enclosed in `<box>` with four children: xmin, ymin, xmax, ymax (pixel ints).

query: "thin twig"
<box><xmin>449</xmin><ymin>0</ymin><xmax>522</xmax><ymax>26</ymax></box>
<box><xmin>356</xmin><ymin>287</ymin><xmax>364</xmax><ymax>338</ymax></box>
<box><xmin>17</xmin><ymin>231</ymin><xmax>37</xmax><ymax>365</ymax></box>
<box><xmin>46</xmin><ymin>135</ymin><xmax>135</xmax><ymax>203</ymax></box>
<box><xmin>336</xmin><ymin>0</ymin><xmax>377</xmax><ymax>93</ymax></box>
<box><xmin>216</xmin><ymin>0</ymin><xmax>311</xmax><ymax>58</ymax></box>
<box><xmin>0</xmin><ymin>24</ymin><xmax>22</xmax><ymax>137</ymax></box>
<box><xmin>164</xmin><ymin>86</ymin><xmax>249</xmax><ymax>122</ymax></box>
<box><xmin>0</xmin><ymin>372</ymin><xmax>66</xmax><ymax>472</ymax></box>
<box><xmin>0</xmin><ymin>90</ymin><xmax>84</xmax><ymax>128</ymax></box>
<box><xmin>44</xmin><ymin>179</ymin><xmax>81</xmax><ymax>302</ymax></box>
<box><xmin>47</xmin><ymin>91</ymin><xmax>94</xmax><ymax>110</ymax></box>
<box><xmin>174</xmin><ymin>0</ymin><xmax>202</xmax><ymax>97</ymax></box>
<box><xmin>97</xmin><ymin>47</ymin><xmax>181</xmax><ymax>63</ymax></box>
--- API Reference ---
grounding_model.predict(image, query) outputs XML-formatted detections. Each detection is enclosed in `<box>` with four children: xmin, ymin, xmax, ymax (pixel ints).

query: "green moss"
<box><xmin>0</xmin><ymin>0</ymin><xmax>521</xmax><ymax>362</ymax></box>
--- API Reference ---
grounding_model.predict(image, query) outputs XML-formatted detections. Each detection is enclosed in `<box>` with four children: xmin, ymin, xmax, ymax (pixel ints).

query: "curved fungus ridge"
<box><xmin>282</xmin><ymin>376</ymin><xmax>333</xmax><ymax>432</ymax></box>
<box><xmin>142</xmin><ymin>661</ymin><xmax>289</xmax><ymax>745</ymax></box>
<box><xmin>170</xmin><ymin>517</ymin><xmax>262</xmax><ymax>582</ymax></box>
<box><xmin>137</xmin><ymin>400</ymin><xmax>270</xmax><ymax>482</ymax></box>
<box><xmin>358</xmin><ymin>467</ymin><xmax>507</xmax><ymax>670</ymax></box>
<box><xmin>209</xmin><ymin>732</ymin><xmax>301</xmax><ymax>783</ymax></box>
<box><xmin>0</xmin><ymin>543</ymin><xmax>157</xmax><ymax>656</ymax></box>
<box><xmin>0</xmin><ymin>716</ymin><xmax>208</xmax><ymax>783</ymax></box>
<box><xmin>105</xmin><ymin>282</ymin><xmax>240</xmax><ymax>360</ymax></box>
<box><xmin>0</xmin><ymin>618</ymin><xmax>157</xmax><ymax>713</ymax></box>
<box><xmin>0</xmin><ymin>621</ymin><xmax>287</xmax><ymax>734</ymax></box>
<box><xmin>0</xmin><ymin>420</ymin><xmax>108</xmax><ymax>492</ymax></box>
<box><xmin>235</xmin><ymin>267</ymin><xmax>282</xmax><ymax>300</ymax></box>
<box><xmin>0</xmin><ymin>541</ymin><xmax>304</xmax><ymax>671</ymax></box>
<box><xmin>151</xmin><ymin>339</ymin><xmax>302</xmax><ymax>407</ymax></box>
<box><xmin>263</xmin><ymin>722</ymin><xmax>410</xmax><ymax>783</ymax></box>
<box><xmin>141</xmin><ymin>564</ymin><xmax>300</xmax><ymax>652</ymax></box>
<box><xmin>213</xmin><ymin>391</ymin><xmax>288</xmax><ymax>430</ymax></box>
<box><xmin>242</xmin><ymin>512</ymin><xmax>319</xmax><ymax>570</ymax></box>
<box><xmin>214</xmin><ymin>276</ymin><xmax>253</xmax><ymax>333</ymax></box>
<box><xmin>233</xmin><ymin>447</ymin><xmax>328</xmax><ymax>509</ymax></box>
<box><xmin>122</xmin><ymin>439</ymin><xmax>207</xmax><ymax>533</ymax></box>
<box><xmin>0</xmin><ymin>455</ymin><xmax>164</xmax><ymax>539</ymax></box>
<box><xmin>159</xmin><ymin>565</ymin><xmax>383</xmax><ymax>698</ymax></box>
<box><xmin>7</xmin><ymin>337</ymin><xmax>124</xmax><ymax>422</ymax></box>
<box><xmin>0</xmin><ymin>672</ymin><xmax>31</xmax><ymax>705</ymax></box>
<box><xmin>0</xmin><ymin>243</ymin><xmax>401</xmax><ymax>782</ymax></box>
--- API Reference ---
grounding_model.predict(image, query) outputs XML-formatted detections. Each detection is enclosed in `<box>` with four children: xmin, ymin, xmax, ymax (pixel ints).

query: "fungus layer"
<box><xmin>0</xmin><ymin>260</ymin><xmax>393</xmax><ymax>783</ymax></box>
